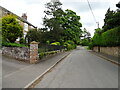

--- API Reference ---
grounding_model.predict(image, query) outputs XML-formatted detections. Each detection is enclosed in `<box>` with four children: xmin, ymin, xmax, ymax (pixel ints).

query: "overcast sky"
<box><xmin>0</xmin><ymin>0</ymin><xmax>119</xmax><ymax>36</ymax></box>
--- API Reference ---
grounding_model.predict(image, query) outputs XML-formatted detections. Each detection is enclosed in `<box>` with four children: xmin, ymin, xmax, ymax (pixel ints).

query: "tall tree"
<box><xmin>60</xmin><ymin>9</ymin><xmax>82</xmax><ymax>44</ymax></box>
<box><xmin>116</xmin><ymin>2</ymin><xmax>120</xmax><ymax>8</ymax></box>
<box><xmin>102</xmin><ymin>6</ymin><xmax>120</xmax><ymax>32</ymax></box>
<box><xmin>102</xmin><ymin>8</ymin><xmax>115</xmax><ymax>32</ymax></box>
<box><xmin>43</xmin><ymin>0</ymin><xmax>64</xmax><ymax>43</ymax></box>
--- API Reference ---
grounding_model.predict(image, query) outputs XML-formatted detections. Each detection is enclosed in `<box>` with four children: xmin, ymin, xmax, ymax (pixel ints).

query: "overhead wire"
<box><xmin>86</xmin><ymin>0</ymin><xmax>99</xmax><ymax>28</ymax></box>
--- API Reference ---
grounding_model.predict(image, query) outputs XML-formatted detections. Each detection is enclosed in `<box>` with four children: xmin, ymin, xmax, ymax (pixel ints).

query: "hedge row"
<box><xmin>2</xmin><ymin>42</ymin><xmax>27</xmax><ymax>47</ymax></box>
<box><xmin>92</xmin><ymin>26</ymin><xmax>120</xmax><ymax>47</ymax></box>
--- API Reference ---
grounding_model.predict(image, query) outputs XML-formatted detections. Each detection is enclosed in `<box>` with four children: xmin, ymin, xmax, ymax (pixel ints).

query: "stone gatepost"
<box><xmin>30</xmin><ymin>41</ymin><xmax>39</xmax><ymax>64</ymax></box>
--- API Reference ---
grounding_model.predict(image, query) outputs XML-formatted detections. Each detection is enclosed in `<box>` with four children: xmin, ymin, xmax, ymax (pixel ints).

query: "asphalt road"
<box><xmin>35</xmin><ymin>46</ymin><xmax>118</xmax><ymax>88</ymax></box>
<box><xmin>2</xmin><ymin>52</ymin><xmax>70</xmax><ymax>88</ymax></box>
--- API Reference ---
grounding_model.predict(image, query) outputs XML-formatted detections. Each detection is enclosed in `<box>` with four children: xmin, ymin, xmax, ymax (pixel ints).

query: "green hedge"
<box><xmin>39</xmin><ymin>51</ymin><xmax>59</xmax><ymax>59</ymax></box>
<box><xmin>92</xmin><ymin>26</ymin><xmax>120</xmax><ymax>47</ymax></box>
<box><xmin>81</xmin><ymin>39</ymin><xmax>89</xmax><ymax>46</ymax></box>
<box><xmin>63</xmin><ymin>40</ymin><xmax>76</xmax><ymax>50</ymax></box>
<box><xmin>2</xmin><ymin>42</ymin><xmax>27</xmax><ymax>47</ymax></box>
<box><xmin>101</xmin><ymin>26</ymin><xmax>120</xmax><ymax>46</ymax></box>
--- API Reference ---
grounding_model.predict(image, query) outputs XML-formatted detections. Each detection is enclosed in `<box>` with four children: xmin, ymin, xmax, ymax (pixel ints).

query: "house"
<box><xmin>0</xmin><ymin>6</ymin><xmax>37</xmax><ymax>38</ymax></box>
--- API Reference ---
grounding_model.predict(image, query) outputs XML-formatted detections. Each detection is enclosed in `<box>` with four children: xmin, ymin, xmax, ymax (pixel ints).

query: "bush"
<box><xmin>20</xmin><ymin>37</ymin><xmax>26</xmax><ymax>44</ymax></box>
<box><xmin>51</xmin><ymin>42</ymin><xmax>60</xmax><ymax>46</ymax></box>
<box><xmin>39</xmin><ymin>51</ymin><xmax>59</xmax><ymax>59</ymax></box>
<box><xmin>2</xmin><ymin>14</ymin><xmax>23</xmax><ymax>42</ymax></box>
<box><xmin>39</xmin><ymin>52</ymin><xmax>45</xmax><ymax>59</ymax></box>
<box><xmin>2</xmin><ymin>42</ymin><xmax>27</xmax><ymax>47</ymax></box>
<box><xmin>92</xmin><ymin>26</ymin><xmax>120</xmax><ymax>47</ymax></box>
<box><xmin>64</xmin><ymin>40</ymin><xmax>76</xmax><ymax>50</ymax></box>
<box><xmin>101</xmin><ymin>26</ymin><xmax>120</xmax><ymax>46</ymax></box>
<box><xmin>81</xmin><ymin>39</ymin><xmax>89</xmax><ymax>46</ymax></box>
<box><xmin>92</xmin><ymin>33</ymin><xmax>102</xmax><ymax>46</ymax></box>
<box><xmin>88</xmin><ymin>42</ymin><xmax>93</xmax><ymax>50</ymax></box>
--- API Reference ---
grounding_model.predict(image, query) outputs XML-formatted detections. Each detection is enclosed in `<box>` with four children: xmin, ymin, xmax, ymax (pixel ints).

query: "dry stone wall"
<box><xmin>2</xmin><ymin>47</ymin><xmax>30</xmax><ymax>61</ymax></box>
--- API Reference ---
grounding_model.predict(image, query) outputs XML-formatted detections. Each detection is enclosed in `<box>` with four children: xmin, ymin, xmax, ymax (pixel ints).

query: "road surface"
<box><xmin>35</xmin><ymin>46</ymin><xmax>118</xmax><ymax>88</ymax></box>
<box><xmin>2</xmin><ymin>52</ymin><xmax>70</xmax><ymax>88</ymax></box>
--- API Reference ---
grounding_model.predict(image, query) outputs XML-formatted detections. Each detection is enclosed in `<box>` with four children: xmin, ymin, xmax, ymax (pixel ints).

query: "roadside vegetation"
<box><xmin>26</xmin><ymin>0</ymin><xmax>83</xmax><ymax>51</ymax></box>
<box><xmin>2</xmin><ymin>14</ymin><xmax>25</xmax><ymax>47</ymax></box>
<box><xmin>88</xmin><ymin>2</ymin><xmax>120</xmax><ymax>49</ymax></box>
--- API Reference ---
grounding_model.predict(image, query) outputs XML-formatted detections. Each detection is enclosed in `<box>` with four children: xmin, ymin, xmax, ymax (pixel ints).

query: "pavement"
<box><xmin>2</xmin><ymin>51</ymin><xmax>71</xmax><ymax>88</ymax></box>
<box><xmin>90</xmin><ymin>50</ymin><xmax>120</xmax><ymax>65</ymax></box>
<box><xmin>34</xmin><ymin>46</ymin><xmax>118</xmax><ymax>88</ymax></box>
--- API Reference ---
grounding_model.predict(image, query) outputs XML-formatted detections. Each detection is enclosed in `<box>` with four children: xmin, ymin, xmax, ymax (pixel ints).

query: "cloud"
<box><xmin>0</xmin><ymin>0</ymin><xmax>119</xmax><ymax>37</ymax></box>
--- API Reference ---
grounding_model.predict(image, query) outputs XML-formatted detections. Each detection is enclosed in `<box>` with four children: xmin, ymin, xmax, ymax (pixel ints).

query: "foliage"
<box><xmin>102</xmin><ymin>8</ymin><xmax>120</xmax><ymax>32</ymax></box>
<box><xmin>26</xmin><ymin>29</ymin><xmax>41</xmax><ymax>44</ymax></box>
<box><xmin>51</xmin><ymin>42</ymin><xmax>60</xmax><ymax>46</ymax></box>
<box><xmin>2</xmin><ymin>42</ymin><xmax>27</xmax><ymax>47</ymax></box>
<box><xmin>116</xmin><ymin>2</ymin><xmax>120</xmax><ymax>8</ymax></box>
<box><xmin>88</xmin><ymin>42</ymin><xmax>93</xmax><ymax>50</ymax></box>
<box><xmin>2</xmin><ymin>14</ymin><xmax>23</xmax><ymax>42</ymax></box>
<box><xmin>60</xmin><ymin>9</ymin><xmax>82</xmax><ymax>44</ymax></box>
<box><xmin>92</xmin><ymin>33</ymin><xmax>102</xmax><ymax>46</ymax></box>
<box><xmin>20</xmin><ymin>37</ymin><xmax>26</xmax><ymax>44</ymax></box>
<box><xmin>43</xmin><ymin>1</ymin><xmax>64</xmax><ymax>43</ymax></box>
<box><xmin>91</xmin><ymin>4</ymin><xmax>120</xmax><ymax>48</ymax></box>
<box><xmin>39</xmin><ymin>50</ymin><xmax>59</xmax><ymax>59</ymax></box>
<box><xmin>91</xmin><ymin>26</ymin><xmax>120</xmax><ymax>47</ymax></box>
<box><xmin>81</xmin><ymin>28</ymin><xmax>91</xmax><ymax>46</ymax></box>
<box><xmin>43</xmin><ymin>1</ymin><xmax>82</xmax><ymax>45</ymax></box>
<box><xmin>101</xmin><ymin>26</ymin><xmax>120</xmax><ymax>46</ymax></box>
<box><xmin>81</xmin><ymin>39</ymin><xmax>89</xmax><ymax>46</ymax></box>
<box><xmin>64</xmin><ymin>40</ymin><xmax>76</xmax><ymax>50</ymax></box>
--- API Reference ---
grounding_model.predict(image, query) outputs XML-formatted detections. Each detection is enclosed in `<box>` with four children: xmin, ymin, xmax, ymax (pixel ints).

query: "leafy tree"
<box><xmin>60</xmin><ymin>9</ymin><xmax>82</xmax><ymax>44</ymax></box>
<box><xmin>81</xmin><ymin>28</ymin><xmax>91</xmax><ymax>46</ymax></box>
<box><xmin>43</xmin><ymin>0</ymin><xmax>64</xmax><ymax>43</ymax></box>
<box><xmin>43</xmin><ymin>1</ymin><xmax>82</xmax><ymax>45</ymax></box>
<box><xmin>2</xmin><ymin>14</ymin><xmax>23</xmax><ymax>42</ymax></box>
<box><xmin>102</xmin><ymin>7</ymin><xmax>120</xmax><ymax>32</ymax></box>
<box><xmin>26</xmin><ymin>29</ymin><xmax>41</xmax><ymax>44</ymax></box>
<box><xmin>102</xmin><ymin>8</ymin><xmax>115</xmax><ymax>32</ymax></box>
<box><xmin>82</xmin><ymin>28</ymin><xmax>91</xmax><ymax>39</ymax></box>
<box><xmin>116</xmin><ymin>2</ymin><xmax>120</xmax><ymax>8</ymax></box>
<box><xmin>94</xmin><ymin>28</ymin><xmax>102</xmax><ymax>34</ymax></box>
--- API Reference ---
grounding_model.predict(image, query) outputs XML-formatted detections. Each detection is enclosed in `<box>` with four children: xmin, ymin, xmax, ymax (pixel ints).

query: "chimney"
<box><xmin>22</xmin><ymin>13</ymin><xmax>27</xmax><ymax>20</ymax></box>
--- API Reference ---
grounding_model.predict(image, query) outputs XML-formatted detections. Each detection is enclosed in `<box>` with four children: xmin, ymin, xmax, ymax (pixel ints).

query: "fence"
<box><xmin>38</xmin><ymin>43</ymin><xmax>65</xmax><ymax>53</ymax></box>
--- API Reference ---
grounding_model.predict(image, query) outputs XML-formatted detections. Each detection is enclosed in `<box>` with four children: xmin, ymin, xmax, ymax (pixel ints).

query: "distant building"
<box><xmin>0</xmin><ymin>6</ymin><xmax>37</xmax><ymax>38</ymax></box>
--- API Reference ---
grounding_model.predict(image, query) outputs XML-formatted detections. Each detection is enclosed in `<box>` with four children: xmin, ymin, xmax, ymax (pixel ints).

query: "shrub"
<box><xmin>20</xmin><ymin>37</ymin><xmax>26</xmax><ymax>44</ymax></box>
<box><xmin>2</xmin><ymin>42</ymin><xmax>27</xmax><ymax>47</ymax></box>
<box><xmin>81</xmin><ymin>39</ymin><xmax>89</xmax><ymax>46</ymax></box>
<box><xmin>39</xmin><ymin>52</ymin><xmax>45</xmax><ymax>59</ymax></box>
<box><xmin>51</xmin><ymin>42</ymin><xmax>60</xmax><ymax>46</ymax></box>
<box><xmin>64</xmin><ymin>40</ymin><xmax>76</xmax><ymax>50</ymax></box>
<box><xmin>39</xmin><ymin>51</ymin><xmax>59</xmax><ymax>59</ymax></box>
<box><xmin>2</xmin><ymin>14</ymin><xmax>23</xmax><ymax>42</ymax></box>
<box><xmin>88</xmin><ymin>42</ymin><xmax>93</xmax><ymax>50</ymax></box>
<box><xmin>92</xmin><ymin>33</ymin><xmax>102</xmax><ymax>46</ymax></box>
<box><xmin>92</xmin><ymin>26</ymin><xmax>120</xmax><ymax>47</ymax></box>
<box><xmin>101</xmin><ymin>26</ymin><xmax>120</xmax><ymax>46</ymax></box>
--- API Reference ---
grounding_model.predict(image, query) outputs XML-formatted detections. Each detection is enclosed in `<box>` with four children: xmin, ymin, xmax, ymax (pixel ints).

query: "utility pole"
<box><xmin>96</xmin><ymin>22</ymin><xmax>99</xmax><ymax>28</ymax></box>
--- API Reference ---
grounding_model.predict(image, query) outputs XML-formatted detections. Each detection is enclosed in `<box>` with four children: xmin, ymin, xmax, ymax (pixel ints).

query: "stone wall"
<box><xmin>93</xmin><ymin>46</ymin><xmax>120</xmax><ymax>58</ymax></box>
<box><xmin>2</xmin><ymin>47</ymin><xmax>30</xmax><ymax>61</ymax></box>
<box><xmin>2</xmin><ymin>41</ymin><xmax>39</xmax><ymax>63</ymax></box>
<box><xmin>93</xmin><ymin>46</ymin><xmax>100</xmax><ymax>52</ymax></box>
